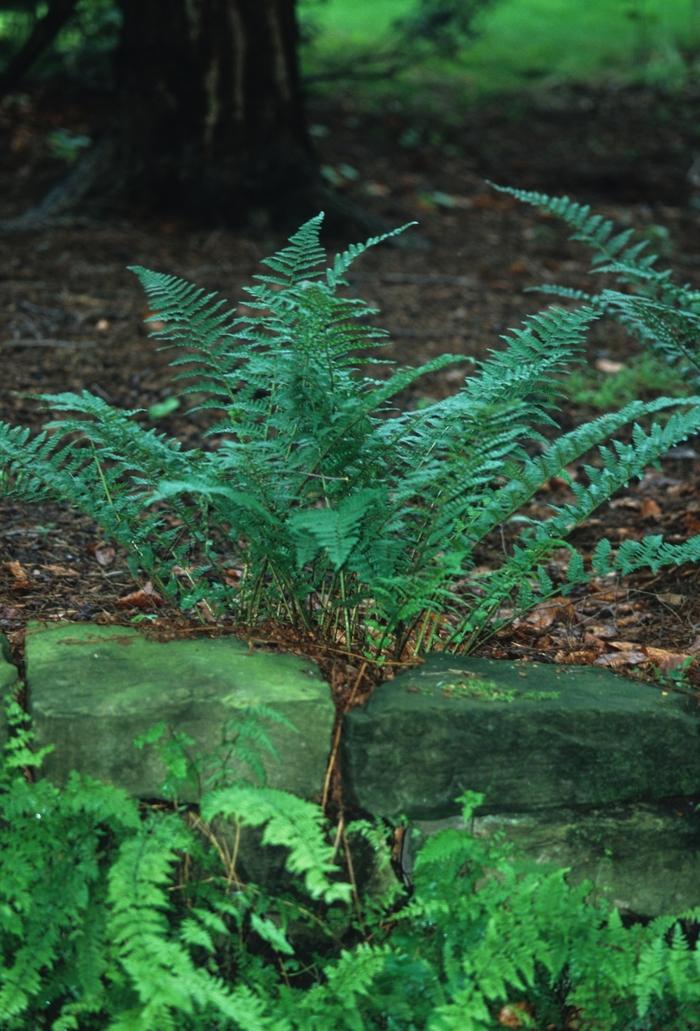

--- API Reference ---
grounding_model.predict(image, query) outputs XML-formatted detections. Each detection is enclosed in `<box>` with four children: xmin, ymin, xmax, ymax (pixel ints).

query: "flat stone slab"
<box><xmin>407</xmin><ymin>801</ymin><xmax>700</xmax><ymax>917</ymax></box>
<box><xmin>341</xmin><ymin>655</ymin><xmax>700</xmax><ymax>819</ymax></box>
<box><xmin>27</xmin><ymin>622</ymin><xmax>333</xmax><ymax>802</ymax></box>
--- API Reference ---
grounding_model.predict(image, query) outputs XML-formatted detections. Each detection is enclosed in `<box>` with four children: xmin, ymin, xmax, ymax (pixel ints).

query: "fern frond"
<box><xmin>201</xmin><ymin>786</ymin><xmax>351</xmax><ymax>904</ymax></box>
<box><xmin>466</xmin><ymin>395</ymin><xmax>700</xmax><ymax>545</ymax></box>
<box><xmin>491</xmin><ymin>182</ymin><xmax>661</xmax><ymax>276</ymax></box>
<box><xmin>255</xmin><ymin>211</ymin><xmax>327</xmax><ymax>286</ymax></box>
<box><xmin>614</xmin><ymin>533</ymin><xmax>700</xmax><ymax>575</ymax></box>
<box><xmin>326</xmin><ymin>220</ymin><xmax>417</xmax><ymax>288</ymax></box>
<box><xmin>599</xmin><ymin>291</ymin><xmax>700</xmax><ymax>379</ymax></box>
<box><xmin>288</xmin><ymin>489</ymin><xmax>380</xmax><ymax>569</ymax></box>
<box><xmin>128</xmin><ymin>266</ymin><xmax>238</xmax><ymax>358</ymax></box>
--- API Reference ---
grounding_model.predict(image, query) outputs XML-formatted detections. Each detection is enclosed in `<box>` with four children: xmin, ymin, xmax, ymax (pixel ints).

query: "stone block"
<box><xmin>406</xmin><ymin>801</ymin><xmax>700</xmax><ymax>917</ymax></box>
<box><xmin>341</xmin><ymin>655</ymin><xmax>700</xmax><ymax>819</ymax></box>
<box><xmin>27</xmin><ymin>622</ymin><xmax>333</xmax><ymax>802</ymax></box>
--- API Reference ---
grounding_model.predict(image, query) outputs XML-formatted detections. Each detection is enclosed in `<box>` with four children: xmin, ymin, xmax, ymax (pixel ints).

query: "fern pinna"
<box><xmin>2</xmin><ymin>209</ymin><xmax>700</xmax><ymax>658</ymax></box>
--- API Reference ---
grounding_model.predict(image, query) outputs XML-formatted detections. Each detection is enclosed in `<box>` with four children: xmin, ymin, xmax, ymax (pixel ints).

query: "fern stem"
<box><xmin>91</xmin><ymin>444</ymin><xmax>116</xmax><ymax>511</ymax></box>
<box><xmin>338</xmin><ymin>570</ymin><xmax>353</xmax><ymax>648</ymax></box>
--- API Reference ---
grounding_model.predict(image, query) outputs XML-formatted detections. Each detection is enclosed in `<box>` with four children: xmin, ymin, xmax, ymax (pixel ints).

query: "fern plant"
<box><xmin>2</xmin><ymin>208</ymin><xmax>700</xmax><ymax>658</ymax></box>
<box><xmin>2</xmin><ymin>687</ymin><xmax>699</xmax><ymax>1031</ymax></box>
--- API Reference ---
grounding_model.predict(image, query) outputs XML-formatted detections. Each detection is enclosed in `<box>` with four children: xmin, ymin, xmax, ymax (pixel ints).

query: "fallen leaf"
<box><xmin>640</xmin><ymin>498</ymin><xmax>662</xmax><ymax>520</ymax></box>
<box><xmin>195</xmin><ymin>599</ymin><xmax>217</xmax><ymax>623</ymax></box>
<box><xmin>4</xmin><ymin>560</ymin><xmax>30</xmax><ymax>590</ymax></box>
<box><xmin>595</xmin><ymin>650</ymin><xmax>647</xmax><ymax>668</ymax></box>
<box><xmin>609</xmin><ymin>497</ymin><xmax>640</xmax><ymax>510</ymax></box>
<box><xmin>555</xmin><ymin>649</ymin><xmax>601</xmax><ymax>665</ymax></box>
<box><xmin>582</xmin><ymin>632</ymin><xmax>607</xmax><ymax>651</ymax></box>
<box><xmin>41</xmin><ymin>563</ymin><xmax>79</xmax><ymax>577</ymax></box>
<box><xmin>515</xmin><ymin>596</ymin><xmax>575</xmax><ymax>632</ymax></box>
<box><xmin>498</xmin><ymin>1002</ymin><xmax>533</xmax><ymax>1028</ymax></box>
<box><xmin>0</xmin><ymin>605</ymin><xmax>23</xmax><ymax>620</ymax></box>
<box><xmin>363</xmin><ymin>180</ymin><xmax>391</xmax><ymax>198</ymax></box>
<box><xmin>680</xmin><ymin>512</ymin><xmax>700</xmax><ymax>534</ymax></box>
<box><xmin>656</xmin><ymin>592</ymin><xmax>685</xmax><ymax>607</ymax></box>
<box><xmin>116</xmin><ymin>582</ymin><xmax>164</xmax><ymax>609</ymax></box>
<box><xmin>95</xmin><ymin>318</ymin><xmax>110</xmax><ymax>331</ymax></box>
<box><xmin>144</xmin><ymin>309</ymin><xmax>165</xmax><ymax>332</ymax></box>
<box><xmin>595</xmin><ymin>358</ymin><xmax>625</xmax><ymax>374</ymax></box>
<box><xmin>616</xmin><ymin>612</ymin><xmax>645</xmax><ymax>627</ymax></box>
<box><xmin>642</xmin><ymin>646</ymin><xmax>692</xmax><ymax>673</ymax></box>
<box><xmin>471</xmin><ymin>191</ymin><xmax>516</xmax><ymax>210</ymax></box>
<box><xmin>585</xmin><ymin>624</ymin><xmax>618</xmax><ymax>639</ymax></box>
<box><xmin>94</xmin><ymin>545</ymin><xmax>115</xmax><ymax>567</ymax></box>
<box><xmin>666</xmin><ymin>446</ymin><xmax>697</xmax><ymax>460</ymax></box>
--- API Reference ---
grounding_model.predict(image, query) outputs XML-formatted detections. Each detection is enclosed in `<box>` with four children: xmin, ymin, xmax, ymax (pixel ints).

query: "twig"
<box><xmin>321</xmin><ymin>660</ymin><xmax>367</xmax><ymax>811</ymax></box>
<box><xmin>3</xmin><ymin>338</ymin><xmax>98</xmax><ymax>348</ymax></box>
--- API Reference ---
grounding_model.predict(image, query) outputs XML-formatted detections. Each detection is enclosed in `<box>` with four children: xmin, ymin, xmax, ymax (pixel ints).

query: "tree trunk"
<box><xmin>114</xmin><ymin>0</ymin><xmax>318</xmax><ymax>226</ymax></box>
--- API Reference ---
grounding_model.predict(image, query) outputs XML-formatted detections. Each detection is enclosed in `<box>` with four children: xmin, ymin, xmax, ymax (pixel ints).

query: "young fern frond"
<box><xmin>107</xmin><ymin>814</ymin><xmax>282</xmax><ymax>1030</ymax></box>
<box><xmin>255</xmin><ymin>211</ymin><xmax>327</xmax><ymax>286</ymax></box>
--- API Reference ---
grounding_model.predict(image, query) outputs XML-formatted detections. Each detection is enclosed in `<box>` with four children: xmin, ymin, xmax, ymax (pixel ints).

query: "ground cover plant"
<box><xmin>301</xmin><ymin>0</ymin><xmax>700</xmax><ymax>106</ymax></box>
<box><xmin>563</xmin><ymin>352</ymin><xmax>689</xmax><ymax>411</ymax></box>
<box><xmin>1</xmin><ymin>697</ymin><xmax>699</xmax><ymax>1030</ymax></box>
<box><xmin>1</xmin><ymin>196</ymin><xmax>700</xmax><ymax>662</ymax></box>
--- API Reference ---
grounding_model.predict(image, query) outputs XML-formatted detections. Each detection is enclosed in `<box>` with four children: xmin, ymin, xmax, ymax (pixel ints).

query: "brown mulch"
<box><xmin>1</xmin><ymin>82</ymin><xmax>700</xmax><ymax>700</ymax></box>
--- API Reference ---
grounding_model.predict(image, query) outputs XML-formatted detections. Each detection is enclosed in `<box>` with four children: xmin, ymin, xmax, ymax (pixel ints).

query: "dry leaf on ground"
<box><xmin>116</xmin><ymin>581</ymin><xmax>164</xmax><ymax>609</ymax></box>
<box><xmin>4</xmin><ymin>559</ymin><xmax>30</xmax><ymax>590</ymax></box>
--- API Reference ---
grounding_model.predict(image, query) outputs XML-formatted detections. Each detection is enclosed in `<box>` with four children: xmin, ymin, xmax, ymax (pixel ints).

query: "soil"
<box><xmin>2</xmin><ymin>81</ymin><xmax>700</xmax><ymax>701</ymax></box>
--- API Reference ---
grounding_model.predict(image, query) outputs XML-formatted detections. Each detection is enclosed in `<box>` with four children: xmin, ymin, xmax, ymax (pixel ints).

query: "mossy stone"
<box><xmin>407</xmin><ymin>801</ymin><xmax>700</xmax><ymax>917</ymax></box>
<box><xmin>341</xmin><ymin>655</ymin><xmax>700</xmax><ymax>819</ymax></box>
<box><xmin>27</xmin><ymin>622</ymin><xmax>333</xmax><ymax>802</ymax></box>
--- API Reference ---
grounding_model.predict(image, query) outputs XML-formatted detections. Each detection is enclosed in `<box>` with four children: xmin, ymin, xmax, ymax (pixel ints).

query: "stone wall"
<box><xmin>2</xmin><ymin>622</ymin><xmax>700</xmax><ymax>916</ymax></box>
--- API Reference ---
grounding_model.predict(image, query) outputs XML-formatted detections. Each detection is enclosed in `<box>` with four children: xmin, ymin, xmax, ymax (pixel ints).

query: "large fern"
<box><xmin>2</xmin><ymin>206</ymin><xmax>700</xmax><ymax>656</ymax></box>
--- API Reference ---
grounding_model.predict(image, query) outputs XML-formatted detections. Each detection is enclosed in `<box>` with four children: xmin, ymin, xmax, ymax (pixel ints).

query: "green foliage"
<box><xmin>565</xmin><ymin>352</ymin><xmax>690</xmax><ymax>411</ymax></box>
<box><xmin>1</xmin><ymin>706</ymin><xmax>699</xmax><ymax>1030</ymax></box>
<box><xmin>301</xmin><ymin>0</ymin><xmax>497</xmax><ymax>85</ymax></box>
<box><xmin>47</xmin><ymin>128</ymin><xmax>92</xmax><ymax>164</ymax></box>
<box><xmin>301</xmin><ymin>0</ymin><xmax>700</xmax><ymax>107</ymax></box>
<box><xmin>494</xmin><ymin>182</ymin><xmax>700</xmax><ymax>386</ymax></box>
<box><xmin>3</xmin><ymin>207</ymin><xmax>700</xmax><ymax>658</ymax></box>
<box><xmin>0</xmin><ymin>0</ymin><xmax>122</xmax><ymax>87</ymax></box>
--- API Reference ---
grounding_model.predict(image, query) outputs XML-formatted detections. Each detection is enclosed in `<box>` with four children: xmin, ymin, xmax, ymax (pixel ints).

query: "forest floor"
<box><xmin>1</xmin><ymin>81</ymin><xmax>700</xmax><ymax>701</ymax></box>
